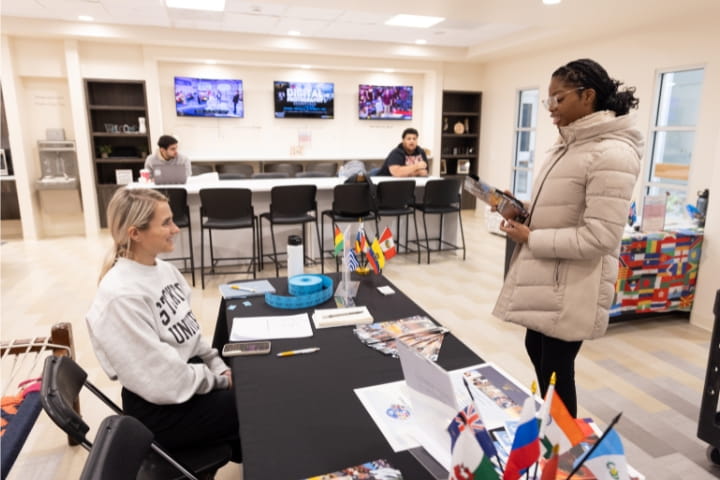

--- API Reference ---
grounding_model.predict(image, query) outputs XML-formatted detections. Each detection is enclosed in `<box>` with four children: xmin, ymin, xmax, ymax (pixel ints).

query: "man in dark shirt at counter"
<box><xmin>144</xmin><ymin>135</ymin><xmax>192</xmax><ymax>179</ymax></box>
<box><xmin>376</xmin><ymin>128</ymin><xmax>429</xmax><ymax>177</ymax></box>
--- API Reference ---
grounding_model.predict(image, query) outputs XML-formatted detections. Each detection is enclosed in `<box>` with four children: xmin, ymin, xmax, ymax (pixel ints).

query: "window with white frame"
<box><xmin>646</xmin><ymin>67</ymin><xmax>704</xmax><ymax>225</ymax></box>
<box><xmin>512</xmin><ymin>89</ymin><xmax>539</xmax><ymax>202</ymax></box>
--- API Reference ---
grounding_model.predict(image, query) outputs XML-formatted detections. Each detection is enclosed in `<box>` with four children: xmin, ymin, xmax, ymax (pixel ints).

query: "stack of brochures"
<box><xmin>463</xmin><ymin>174</ymin><xmax>529</xmax><ymax>223</ymax></box>
<box><xmin>312</xmin><ymin>306</ymin><xmax>373</xmax><ymax>329</ymax></box>
<box><xmin>301</xmin><ymin>458</ymin><xmax>402</xmax><ymax>480</ymax></box>
<box><xmin>353</xmin><ymin>315</ymin><xmax>448</xmax><ymax>361</ymax></box>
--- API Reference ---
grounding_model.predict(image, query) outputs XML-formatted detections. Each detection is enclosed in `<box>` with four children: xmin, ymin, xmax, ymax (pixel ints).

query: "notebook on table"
<box><xmin>153</xmin><ymin>163</ymin><xmax>188</xmax><ymax>185</ymax></box>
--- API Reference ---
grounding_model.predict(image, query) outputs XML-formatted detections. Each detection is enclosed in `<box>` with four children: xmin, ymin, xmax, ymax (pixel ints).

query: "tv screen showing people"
<box><xmin>358</xmin><ymin>85</ymin><xmax>413</xmax><ymax>120</ymax></box>
<box><xmin>273</xmin><ymin>81</ymin><xmax>334</xmax><ymax>119</ymax></box>
<box><xmin>175</xmin><ymin>76</ymin><xmax>244</xmax><ymax>118</ymax></box>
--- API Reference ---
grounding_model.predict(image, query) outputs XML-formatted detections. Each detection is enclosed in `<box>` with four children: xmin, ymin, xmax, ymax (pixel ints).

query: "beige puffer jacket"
<box><xmin>493</xmin><ymin>110</ymin><xmax>643</xmax><ymax>341</ymax></box>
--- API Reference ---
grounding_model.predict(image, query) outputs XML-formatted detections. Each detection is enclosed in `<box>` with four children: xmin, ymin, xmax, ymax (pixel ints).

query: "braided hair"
<box><xmin>552</xmin><ymin>58</ymin><xmax>639</xmax><ymax>116</ymax></box>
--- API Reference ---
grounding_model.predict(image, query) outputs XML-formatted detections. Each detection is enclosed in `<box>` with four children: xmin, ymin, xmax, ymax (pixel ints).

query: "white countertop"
<box><xmin>131</xmin><ymin>174</ymin><xmax>434</xmax><ymax>194</ymax></box>
<box><xmin>188</xmin><ymin>154</ymin><xmax>387</xmax><ymax>163</ymax></box>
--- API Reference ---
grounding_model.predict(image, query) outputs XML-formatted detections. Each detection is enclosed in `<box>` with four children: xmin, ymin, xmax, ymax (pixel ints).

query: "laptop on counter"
<box><xmin>153</xmin><ymin>164</ymin><xmax>188</xmax><ymax>185</ymax></box>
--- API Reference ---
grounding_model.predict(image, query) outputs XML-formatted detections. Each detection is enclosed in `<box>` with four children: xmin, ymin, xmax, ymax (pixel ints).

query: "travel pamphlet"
<box><xmin>301</xmin><ymin>458</ymin><xmax>403</xmax><ymax>479</ymax></box>
<box><xmin>463</xmin><ymin>174</ymin><xmax>529</xmax><ymax>222</ymax></box>
<box><xmin>353</xmin><ymin>315</ymin><xmax>448</xmax><ymax>361</ymax></box>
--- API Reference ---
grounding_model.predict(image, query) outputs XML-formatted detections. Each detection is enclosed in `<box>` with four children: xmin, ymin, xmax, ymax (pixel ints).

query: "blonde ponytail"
<box><xmin>98</xmin><ymin>187</ymin><xmax>168</xmax><ymax>282</ymax></box>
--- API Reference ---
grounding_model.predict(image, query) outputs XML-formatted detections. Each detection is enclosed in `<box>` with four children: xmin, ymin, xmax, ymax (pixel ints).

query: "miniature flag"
<box><xmin>448</xmin><ymin>403</ymin><xmax>497</xmax><ymax>458</ymax></box>
<box><xmin>371</xmin><ymin>237</ymin><xmax>386</xmax><ymax>270</ymax></box>
<box><xmin>346</xmin><ymin>249</ymin><xmax>360</xmax><ymax>272</ymax></box>
<box><xmin>354</xmin><ymin>225</ymin><xmax>367</xmax><ymax>254</ymax></box>
<box><xmin>333</xmin><ymin>225</ymin><xmax>344</xmax><ymax>256</ymax></box>
<box><xmin>448</xmin><ymin>404</ymin><xmax>499</xmax><ymax>480</ymax></box>
<box><xmin>540</xmin><ymin>444</ymin><xmax>559</xmax><ymax>480</ymax></box>
<box><xmin>503</xmin><ymin>396</ymin><xmax>540</xmax><ymax>480</ymax></box>
<box><xmin>365</xmin><ymin>240</ymin><xmax>380</xmax><ymax>274</ymax></box>
<box><xmin>378</xmin><ymin>227</ymin><xmax>397</xmax><ymax>260</ymax></box>
<box><xmin>538</xmin><ymin>382</ymin><xmax>585</xmax><ymax>457</ymax></box>
<box><xmin>579</xmin><ymin>429</ymin><xmax>629</xmax><ymax>480</ymax></box>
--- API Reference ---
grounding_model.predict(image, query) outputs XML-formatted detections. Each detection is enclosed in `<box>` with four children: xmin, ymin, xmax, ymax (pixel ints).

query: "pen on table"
<box><xmin>324</xmin><ymin>308</ymin><xmax>365</xmax><ymax>318</ymax></box>
<box><xmin>230</xmin><ymin>285</ymin><xmax>255</xmax><ymax>292</ymax></box>
<box><xmin>276</xmin><ymin>347</ymin><xmax>320</xmax><ymax>357</ymax></box>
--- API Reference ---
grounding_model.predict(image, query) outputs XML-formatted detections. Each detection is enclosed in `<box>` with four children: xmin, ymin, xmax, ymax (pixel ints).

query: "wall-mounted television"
<box><xmin>174</xmin><ymin>76</ymin><xmax>244</xmax><ymax>118</ymax></box>
<box><xmin>358</xmin><ymin>85</ymin><xmax>413</xmax><ymax>120</ymax></box>
<box><xmin>273</xmin><ymin>81</ymin><xmax>334</xmax><ymax>119</ymax></box>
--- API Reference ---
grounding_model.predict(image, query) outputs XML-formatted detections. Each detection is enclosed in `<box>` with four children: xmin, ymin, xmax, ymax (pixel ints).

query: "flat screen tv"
<box><xmin>273</xmin><ymin>81</ymin><xmax>334</xmax><ymax>119</ymax></box>
<box><xmin>175</xmin><ymin>76</ymin><xmax>244</xmax><ymax>118</ymax></box>
<box><xmin>358</xmin><ymin>85</ymin><xmax>413</xmax><ymax>120</ymax></box>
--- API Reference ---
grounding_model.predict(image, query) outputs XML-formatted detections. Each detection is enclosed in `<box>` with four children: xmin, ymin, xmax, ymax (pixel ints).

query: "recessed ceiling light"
<box><xmin>205</xmin><ymin>60</ymin><xmax>217</xmax><ymax>65</ymax></box>
<box><xmin>78</xmin><ymin>15</ymin><xmax>94</xmax><ymax>22</ymax></box>
<box><xmin>386</xmin><ymin>14</ymin><xmax>445</xmax><ymax>28</ymax></box>
<box><xmin>415</xmin><ymin>39</ymin><xmax>427</xmax><ymax>45</ymax></box>
<box><xmin>384</xmin><ymin>69</ymin><xmax>395</xmax><ymax>73</ymax></box>
<box><xmin>166</xmin><ymin>0</ymin><xmax>226</xmax><ymax>12</ymax></box>
<box><xmin>301</xmin><ymin>65</ymin><xmax>311</xmax><ymax>69</ymax></box>
<box><xmin>543</xmin><ymin>0</ymin><xmax>562</xmax><ymax>4</ymax></box>
<box><xmin>288</xmin><ymin>30</ymin><xmax>301</xmax><ymax>36</ymax></box>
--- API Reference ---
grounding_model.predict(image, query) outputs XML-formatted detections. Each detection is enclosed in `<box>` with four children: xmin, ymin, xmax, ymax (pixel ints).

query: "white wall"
<box><xmin>157</xmin><ymin>61</ymin><xmax>426</xmax><ymax>159</ymax></box>
<box><xmin>1</xmin><ymin>36</ymin><xmax>481</xmax><ymax>237</ymax></box>
<box><xmin>476</xmin><ymin>17</ymin><xmax>720</xmax><ymax>330</ymax></box>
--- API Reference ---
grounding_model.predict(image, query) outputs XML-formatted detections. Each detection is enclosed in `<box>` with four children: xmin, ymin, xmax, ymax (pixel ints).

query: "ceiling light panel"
<box><xmin>385</xmin><ymin>14</ymin><xmax>445</xmax><ymax>28</ymax></box>
<box><xmin>166</xmin><ymin>0</ymin><xmax>226</xmax><ymax>12</ymax></box>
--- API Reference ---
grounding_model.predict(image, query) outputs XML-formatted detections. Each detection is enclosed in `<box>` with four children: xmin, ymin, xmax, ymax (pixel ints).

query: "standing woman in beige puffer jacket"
<box><xmin>493</xmin><ymin>59</ymin><xmax>644</xmax><ymax>417</ymax></box>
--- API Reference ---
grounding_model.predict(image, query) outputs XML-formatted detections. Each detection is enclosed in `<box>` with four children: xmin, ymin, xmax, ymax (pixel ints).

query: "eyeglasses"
<box><xmin>542</xmin><ymin>87</ymin><xmax>585</xmax><ymax>109</ymax></box>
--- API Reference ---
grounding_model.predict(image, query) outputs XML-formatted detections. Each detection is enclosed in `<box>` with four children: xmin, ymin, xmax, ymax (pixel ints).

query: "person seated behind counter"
<box><xmin>144</xmin><ymin>135</ymin><xmax>192</xmax><ymax>179</ymax></box>
<box><xmin>376</xmin><ymin>128</ymin><xmax>429</xmax><ymax>177</ymax></box>
<box><xmin>86</xmin><ymin>187</ymin><xmax>241</xmax><ymax>464</ymax></box>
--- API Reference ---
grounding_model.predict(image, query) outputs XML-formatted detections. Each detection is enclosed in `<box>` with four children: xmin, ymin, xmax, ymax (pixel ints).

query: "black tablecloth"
<box><xmin>212</xmin><ymin>273</ymin><xmax>482</xmax><ymax>479</ymax></box>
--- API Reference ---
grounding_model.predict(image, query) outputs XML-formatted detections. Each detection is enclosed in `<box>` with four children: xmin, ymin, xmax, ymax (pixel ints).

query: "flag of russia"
<box><xmin>503</xmin><ymin>396</ymin><xmax>540</xmax><ymax>480</ymax></box>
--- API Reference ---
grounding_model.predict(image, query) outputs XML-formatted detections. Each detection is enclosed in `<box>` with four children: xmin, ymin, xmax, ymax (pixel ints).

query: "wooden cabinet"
<box><xmin>440</xmin><ymin>91</ymin><xmax>481</xmax><ymax>208</ymax></box>
<box><xmin>85</xmin><ymin>80</ymin><xmax>151</xmax><ymax>226</ymax></box>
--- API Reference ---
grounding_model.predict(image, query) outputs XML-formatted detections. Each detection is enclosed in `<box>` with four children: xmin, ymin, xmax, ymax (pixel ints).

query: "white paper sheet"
<box><xmin>354</xmin><ymin>381</ymin><xmax>420</xmax><ymax>452</ymax></box>
<box><xmin>230</xmin><ymin>313</ymin><xmax>313</xmax><ymax>341</ymax></box>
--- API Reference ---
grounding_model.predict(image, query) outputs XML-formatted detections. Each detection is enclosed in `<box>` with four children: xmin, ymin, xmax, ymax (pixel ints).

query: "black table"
<box><xmin>212</xmin><ymin>273</ymin><xmax>483</xmax><ymax>479</ymax></box>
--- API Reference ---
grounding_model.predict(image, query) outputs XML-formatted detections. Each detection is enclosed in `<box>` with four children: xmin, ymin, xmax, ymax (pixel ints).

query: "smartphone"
<box><xmin>222</xmin><ymin>341</ymin><xmax>271</xmax><ymax>357</ymax></box>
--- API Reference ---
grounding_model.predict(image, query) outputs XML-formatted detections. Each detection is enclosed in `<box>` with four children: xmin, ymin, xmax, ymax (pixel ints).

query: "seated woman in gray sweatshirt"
<box><xmin>86</xmin><ymin>187</ymin><xmax>241</xmax><ymax>463</ymax></box>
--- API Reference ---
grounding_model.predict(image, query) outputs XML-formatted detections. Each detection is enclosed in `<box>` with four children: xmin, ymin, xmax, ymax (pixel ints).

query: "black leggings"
<box><xmin>524</xmin><ymin>329</ymin><xmax>583</xmax><ymax>417</ymax></box>
<box><xmin>122</xmin><ymin>387</ymin><xmax>242</xmax><ymax>463</ymax></box>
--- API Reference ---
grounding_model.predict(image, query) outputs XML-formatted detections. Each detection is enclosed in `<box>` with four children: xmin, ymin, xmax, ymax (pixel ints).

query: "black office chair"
<box><xmin>40</xmin><ymin>355</ymin><xmax>231</xmax><ymax>480</ymax></box>
<box><xmin>375</xmin><ymin>180</ymin><xmax>421</xmax><ymax>264</ymax></box>
<box><xmin>296</xmin><ymin>171</ymin><xmax>330</xmax><ymax>178</ymax></box>
<box><xmin>219</xmin><ymin>173</ymin><xmax>248</xmax><ymax>180</ymax></box>
<box><xmin>259</xmin><ymin>185</ymin><xmax>321</xmax><ymax>277</ymax></box>
<box><xmin>263</xmin><ymin>163</ymin><xmax>302</xmax><ymax>177</ymax></box>
<box><xmin>216</xmin><ymin>163</ymin><xmax>254</xmax><ymax>177</ymax></box>
<box><xmin>251</xmin><ymin>172</ymin><xmax>290</xmax><ymax>179</ymax></box>
<box><xmin>199</xmin><ymin>188</ymin><xmax>257</xmax><ymax>289</ymax></box>
<box><xmin>411</xmin><ymin>177</ymin><xmax>466</xmax><ymax>263</ymax></box>
<box><xmin>321</xmin><ymin>183</ymin><xmax>379</xmax><ymax>273</ymax></box>
<box><xmin>190</xmin><ymin>164</ymin><xmax>213</xmax><ymax>176</ymax></box>
<box><xmin>304</xmin><ymin>162</ymin><xmax>337</xmax><ymax>176</ymax></box>
<box><xmin>79</xmin><ymin>415</ymin><xmax>152</xmax><ymax>480</ymax></box>
<box><xmin>156</xmin><ymin>188</ymin><xmax>195</xmax><ymax>286</ymax></box>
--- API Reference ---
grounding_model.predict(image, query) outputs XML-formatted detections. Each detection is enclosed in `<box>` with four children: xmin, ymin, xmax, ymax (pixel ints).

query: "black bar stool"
<box><xmin>259</xmin><ymin>185</ymin><xmax>321</xmax><ymax>277</ymax></box>
<box><xmin>199</xmin><ymin>188</ymin><xmax>257</xmax><ymax>289</ymax></box>
<box><xmin>375</xmin><ymin>180</ymin><xmax>421</xmax><ymax>264</ymax></box>
<box><xmin>156</xmin><ymin>187</ymin><xmax>195</xmax><ymax>286</ymax></box>
<box><xmin>321</xmin><ymin>183</ymin><xmax>379</xmax><ymax>273</ymax></box>
<box><xmin>411</xmin><ymin>177</ymin><xmax>466</xmax><ymax>264</ymax></box>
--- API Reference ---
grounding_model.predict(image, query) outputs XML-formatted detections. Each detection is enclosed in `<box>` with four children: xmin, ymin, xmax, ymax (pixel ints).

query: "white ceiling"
<box><xmin>1</xmin><ymin>0</ymin><xmax>718</xmax><ymax>62</ymax></box>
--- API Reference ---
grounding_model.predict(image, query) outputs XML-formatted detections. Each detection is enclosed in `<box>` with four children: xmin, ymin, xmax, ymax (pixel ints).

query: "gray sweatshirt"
<box><xmin>144</xmin><ymin>151</ymin><xmax>192</xmax><ymax>178</ymax></box>
<box><xmin>86</xmin><ymin>257</ymin><xmax>229</xmax><ymax>405</ymax></box>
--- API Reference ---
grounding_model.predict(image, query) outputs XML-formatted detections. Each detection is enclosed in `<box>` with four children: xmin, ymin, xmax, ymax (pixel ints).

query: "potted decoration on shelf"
<box><xmin>98</xmin><ymin>145</ymin><xmax>112</xmax><ymax>159</ymax></box>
